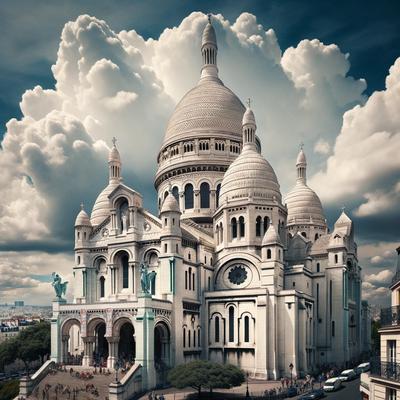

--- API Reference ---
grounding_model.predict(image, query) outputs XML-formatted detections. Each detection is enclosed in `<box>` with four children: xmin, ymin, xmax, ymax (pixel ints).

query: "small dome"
<box><xmin>75</xmin><ymin>208</ymin><xmax>91</xmax><ymax>227</ymax></box>
<box><xmin>108</xmin><ymin>145</ymin><xmax>120</xmax><ymax>162</ymax></box>
<box><xmin>242</xmin><ymin>108</ymin><xmax>256</xmax><ymax>126</ymax></box>
<box><xmin>90</xmin><ymin>182</ymin><xmax>119</xmax><ymax>225</ymax></box>
<box><xmin>202</xmin><ymin>21</ymin><xmax>217</xmax><ymax>47</ymax></box>
<box><xmin>296</xmin><ymin>149</ymin><xmax>306</xmax><ymax>165</ymax></box>
<box><xmin>285</xmin><ymin>182</ymin><xmax>325</xmax><ymax>225</ymax></box>
<box><xmin>219</xmin><ymin>146</ymin><xmax>281</xmax><ymax>204</ymax></box>
<box><xmin>262</xmin><ymin>224</ymin><xmax>281</xmax><ymax>246</ymax></box>
<box><xmin>161</xmin><ymin>192</ymin><xmax>180</xmax><ymax>213</ymax></box>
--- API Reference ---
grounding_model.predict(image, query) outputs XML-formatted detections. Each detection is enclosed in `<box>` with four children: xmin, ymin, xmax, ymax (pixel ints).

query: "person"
<box><xmin>159</xmin><ymin>394</ymin><xmax>165</xmax><ymax>400</ymax></box>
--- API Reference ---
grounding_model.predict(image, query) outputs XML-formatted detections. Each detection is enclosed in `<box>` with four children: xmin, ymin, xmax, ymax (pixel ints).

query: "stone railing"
<box><xmin>371</xmin><ymin>359</ymin><xmax>400</xmax><ymax>382</ymax></box>
<box><xmin>380</xmin><ymin>306</ymin><xmax>400</xmax><ymax>327</ymax></box>
<box><xmin>108</xmin><ymin>363</ymin><xmax>142</xmax><ymax>400</ymax></box>
<box><xmin>18</xmin><ymin>360</ymin><xmax>55</xmax><ymax>398</ymax></box>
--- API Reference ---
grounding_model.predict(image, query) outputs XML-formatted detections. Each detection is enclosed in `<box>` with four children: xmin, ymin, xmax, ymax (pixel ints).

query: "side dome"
<box><xmin>90</xmin><ymin>182</ymin><xmax>119</xmax><ymax>226</ymax></box>
<box><xmin>75</xmin><ymin>207</ymin><xmax>91</xmax><ymax>227</ymax></box>
<box><xmin>285</xmin><ymin>184</ymin><xmax>325</xmax><ymax>225</ymax></box>
<box><xmin>161</xmin><ymin>192</ymin><xmax>180</xmax><ymax>214</ymax></box>
<box><xmin>219</xmin><ymin>106</ymin><xmax>281</xmax><ymax>204</ymax></box>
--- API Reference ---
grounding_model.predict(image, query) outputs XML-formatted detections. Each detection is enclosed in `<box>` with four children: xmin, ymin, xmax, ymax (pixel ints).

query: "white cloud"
<box><xmin>364</xmin><ymin>269</ymin><xmax>394</xmax><ymax>286</ymax></box>
<box><xmin>314</xmin><ymin>138</ymin><xmax>331</xmax><ymax>155</ymax></box>
<box><xmin>310</xmin><ymin>57</ymin><xmax>400</xmax><ymax>221</ymax></box>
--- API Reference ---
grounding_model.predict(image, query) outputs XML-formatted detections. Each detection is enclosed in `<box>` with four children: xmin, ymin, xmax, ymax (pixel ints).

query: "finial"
<box><xmin>246</xmin><ymin>98</ymin><xmax>251</xmax><ymax>108</ymax></box>
<box><xmin>207</xmin><ymin>13</ymin><xmax>212</xmax><ymax>24</ymax></box>
<box><xmin>341</xmin><ymin>205</ymin><xmax>346</xmax><ymax>213</ymax></box>
<box><xmin>80</xmin><ymin>202</ymin><xmax>84</xmax><ymax>211</ymax></box>
<box><xmin>112</xmin><ymin>137</ymin><xmax>117</xmax><ymax>147</ymax></box>
<box><xmin>300</xmin><ymin>142</ymin><xmax>304</xmax><ymax>150</ymax></box>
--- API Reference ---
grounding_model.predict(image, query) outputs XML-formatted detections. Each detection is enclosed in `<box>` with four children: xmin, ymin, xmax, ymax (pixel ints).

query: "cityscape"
<box><xmin>0</xmin><ymin>1</ymin><xmax>399</xmax><ymax>400</ymax></box>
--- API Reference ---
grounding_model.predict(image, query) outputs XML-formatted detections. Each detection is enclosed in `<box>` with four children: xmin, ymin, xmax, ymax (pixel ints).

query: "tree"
<box><xmin>168</xmin><ymin>360</ymin><xmax>245</xmax><ymax>397</ymax></box>
<box><xmin>0</xmin><ymin>321</ymin><xmax>51</xmax><ymax>372</ymax></box>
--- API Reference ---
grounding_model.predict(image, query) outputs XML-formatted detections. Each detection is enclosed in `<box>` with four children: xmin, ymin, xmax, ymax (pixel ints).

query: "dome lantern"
<box><xmin>296</xmin><ymin>144</ymin><xmax>307</xmax><ymax>184</ymax></box>
<box><xmin>242</xmin><ymin>99</ymin><xmax>257</xmax><ymax>151</ymax></box>
<box><xmin>200</xmin><ymin>14</ymin><xmax>219</xmax><ymax>80</ymax></box>
<box><xmin>109</xmin><ymin>137</ymin><xmax>122</xmax><ymax>184</ymax></box>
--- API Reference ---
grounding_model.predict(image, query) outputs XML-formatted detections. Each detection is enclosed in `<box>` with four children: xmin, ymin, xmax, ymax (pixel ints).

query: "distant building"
<box><xmin>14</xmin><ymin>301</ymin><xmax>24</xmax><ymax>307</ymax></box>
<box><xmin>360</xmin><ymin>245</ymin><xmax>400</xmax><ymax>399</ymax></box>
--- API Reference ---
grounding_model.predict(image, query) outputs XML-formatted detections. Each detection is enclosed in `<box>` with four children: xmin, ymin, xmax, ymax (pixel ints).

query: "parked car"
<box><xmin>298</xmin><ymin>388</ymin><xmax>325</xmax><ymax>399</ymax></box>
<box><xmin>323</xmin><ymin>377</ymin><xmax>342</xmax><ymax>392</ymax></box>
<box><xmin>338</xmin><ymin>369</ymin><xmax>357</xmax><ymax>382</ymax></box>
<box><xmin>355</xmin><ymin>362</ymin><xmax>370</xmax><ymax>375</ymax></box>
<box><xmin>286</xmin><ymin>386</ymin><xmax>298</xmax><ymax>397</ymax></box>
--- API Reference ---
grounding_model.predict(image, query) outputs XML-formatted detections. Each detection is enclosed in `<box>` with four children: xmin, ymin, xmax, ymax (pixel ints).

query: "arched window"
<box><xmin>244</xmin><ymin>316</ymin><xmax>250</xmax><ymax>342</ymax></box>
<box><xmin>239</xmin><ymin>216</ymin><xmax>245</xmax><ymax>238</ymax></box>
<box><xmin>256</xmin><ymin>216</ymin><xmax>262</xmax><ymax>237</ymax></box>
<box><xmin>315</xmin><ymin>233</ymin><xmax>319</xmax><ymax>241</ymax></box>
<box><xmin>122</xmin><ymin>253</ymin><xmax>129</xmax><ymax>289</ymax></box>
<box><xmin>164</xmin><ymin>191</ymin><xmax>169</xmax><ymax>200</ymax></box>
<box><xmin>335</xmin><ymin>254</ymin><xmax>338</xmax><ymax>264</ymax></box>
<box><xmin>100</xmin><ymin>276</ymin><xmax>105</xmax><ymax>298</ymax></box>
<box><xmin>317</xmin><ymin>263</ymin><xmax>320</xmax><ymax>273</ymax></box>
<box><xmin>263</xmin><ymin>216</ymin><xmax>269</xmax><ymax>233</ymax></box>
<box><xmin>267</xmin><ymin>249</ymin><xmax>272</xmax><ymax>259</ymax></box>
<box><xmin>188</xmin><ymin>268</ymin><xmax>192</xmax><ymax>290</ymax></box>
<box><xmin>193</xmin><ymin>330</ymin><xmax>196</xmax><ymax>347</ymax></box>
<box><xmin>331</xmin><ymin>321</ymin><xmax>335</xmax><ymax>337</ymax></box>
<box><xmin>215</xmin><ymin>317</ymin><xmax>220</xmax><ymax>342</ymax></box>
<box><xmin>231</xmin><ymin>217</ymin><xmax>237</xmax><ymax>239</ymax></box>
<box><xmin>188</xmin><ymin>330</ymin><xmax>191</xmax><ymax>347</ymax></box>
<box><xmin>229</xmin><ymin>306</ymin><xmax>234</xmax><ymax>342</ymax></box>
<box><xmin>198</xmin><ymin>329</ymin><xmax>201</xmax><ymax>347</ymax></box>
<box><xmin>216</xmin><ymin>184</ymin><xmax>221</xmax><ymax>208</ymax></box>
<box><xmin>219</xmin><ymin>223</ymin><xmax>223</xmax><ymax>243</ymax></box>
<box><xmin>301</xmin><ymin>232</ymin><xmax>307</xmax><ymax>238</ymax></box>
<box><xmin>183</xmin><ymin>328</ymin><xmax>186</xmax><ymax>347</ymax></box>
<box><xmin>208</xmin><ymin>276</ymin><xmax>211</xmax><ymax>290</ymax></box>
<box><xmin>200</xmin><ymin>182</ymin><xmax>210</xmax><ymax>208</ymax></box>
<box><xmin>184</xmin><ymin>183</ymin><xmax>194</xmax><ymax>209</ymax></box>
<box><xmin>185</xmin><ymin>271</ymin><xmax>188</xmax><ymax>290</ymax></box>
<box><xmin>172</xmin><ymin>186</ymin><xmax>179</xmax><ymax>204</ymax></box>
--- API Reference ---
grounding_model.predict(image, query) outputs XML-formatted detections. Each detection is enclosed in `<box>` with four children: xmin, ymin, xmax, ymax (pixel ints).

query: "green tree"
<box><xmin>0</xmin><ymin>321</ymin><xmax>51</xmax><ymax>372</ymax></box>
<box><xmin>168</xmin><ymin>360</ymin><xmax>245</xmax><ymax>397</ymax></box>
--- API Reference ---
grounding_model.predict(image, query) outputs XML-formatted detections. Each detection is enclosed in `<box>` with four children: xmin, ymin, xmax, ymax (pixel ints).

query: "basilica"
<box><xmin>51</xmin><ymin>17</ymin><xmax>370</xmax><ymax>391</ymax></box>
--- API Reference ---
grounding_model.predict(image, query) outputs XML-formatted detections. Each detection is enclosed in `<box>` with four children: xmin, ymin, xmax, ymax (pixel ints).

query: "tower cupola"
<box><xmin>200</xmin><ymin>14</ymin><xmax>219</xmax><ymax>80</ymax></box>
<box><xmin>109</xmin><ymin>137</ymin><xmax>122</xmax><ymax>184</ymax></box>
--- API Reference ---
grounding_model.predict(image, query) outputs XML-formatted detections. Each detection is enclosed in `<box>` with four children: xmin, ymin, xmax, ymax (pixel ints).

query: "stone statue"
<box><xmin>121</xmin><ymin>211</ymin><xmax>127</xmax><ymax>232</ymax></box>
<box><xmin>52</xmin><ymin>272</ymin><xmax>68</xmax><ymax>299</ymax></box>
<box><xmin>140</xmin><ymin>262</ymin><xmax>156</xmax><ymax>294</ymax></box>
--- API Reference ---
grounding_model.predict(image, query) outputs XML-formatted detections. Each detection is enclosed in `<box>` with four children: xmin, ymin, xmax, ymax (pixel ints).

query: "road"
<box><xmin>296</xmin><ymin>378</ymin><xmax>361</xmax><ymax>399</ymax></box>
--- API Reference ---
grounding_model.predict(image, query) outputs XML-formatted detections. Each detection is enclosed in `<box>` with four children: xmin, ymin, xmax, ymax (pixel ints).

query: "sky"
<box><xmin>0</xmin><ymin>0</ymin><xmax>399</xmax><ymax>307</ymax></box>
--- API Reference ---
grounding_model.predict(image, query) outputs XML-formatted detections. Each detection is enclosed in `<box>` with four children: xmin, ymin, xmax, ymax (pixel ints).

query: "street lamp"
<box><xmin>245</xmin><ymin>372</ymin><xmax>250</xmax><ymax>399</ymax></box>
<box><xmin>289</xmin><ymin>363</ymin><xmax>294</xmax><ymax>387</ymax></box>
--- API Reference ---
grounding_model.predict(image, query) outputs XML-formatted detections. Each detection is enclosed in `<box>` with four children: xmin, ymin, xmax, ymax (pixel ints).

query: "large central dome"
<box><xmin>163</xmin><ymin>79</ymin><xmax>245</xmax><ymax>146</ymax></box>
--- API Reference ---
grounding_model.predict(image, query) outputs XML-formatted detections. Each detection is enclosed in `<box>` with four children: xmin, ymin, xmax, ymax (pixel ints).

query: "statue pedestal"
<box><xmin>138</xmin><ymin>292</ymin><xmax>152</xmax><ymax>299</ymax></box>
<box><xmin>53</xmin><ymin>297</ymin><xmax>67</xmax><ymax>304</ymax></box>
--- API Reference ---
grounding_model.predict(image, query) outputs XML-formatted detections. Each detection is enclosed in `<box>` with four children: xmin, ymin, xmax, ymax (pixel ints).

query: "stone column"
<box><xmin>194</xmin><ymin>189</ymin><xmax>200</xmax><ymax>210</ymax></box>
<box><xmin>62</xmin><ymin>335</ymin><xmax>70</xmax><ymax>364</ymax></box>
<box><xmin>135</xmin><ymin>294</ymin><xmax>156</xmax><ymax>390</ymax></box>
<box><xmin>210</xmin><ymin>189</ymin><xmax>216</xmax><ymax>210</ymax></box>
<box><xmin>106</xmin><ymin>337</ymin><xmax>119</xmax><ymax>370</ymax></box>
<box><xmin>82</xmin><ymin>336</ymin><xmax>95</xmax><ymax>367</ymax></box>
<box><xmin>110</xmin><ymin>210</ymin><xmax>117</xmax><ymax>235</ymax></box>
<box><xmin>128</xmin><ymin>206</ymin><xmax>135</xmax><ymax>231</ymax></box>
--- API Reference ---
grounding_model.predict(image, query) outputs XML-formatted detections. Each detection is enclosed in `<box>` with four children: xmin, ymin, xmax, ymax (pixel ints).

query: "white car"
<box><xmin>355</xmin><ymin>362</ymin><xmax>370</xmax><ymax>374</ymax></box>
<box><xmin>338</xmin><ymin>369</ymin><xmax>357</xmax><ymax>381</ymax></box>
<box><xmin>323</xmin><ymin>377</ymin><xmax>342</xmax><ymax>392</ymax></box>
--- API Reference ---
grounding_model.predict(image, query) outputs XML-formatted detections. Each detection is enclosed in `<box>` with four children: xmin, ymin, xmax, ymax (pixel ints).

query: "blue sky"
<box><xmin>0</xmin><ymin>0</ymin><xmax>399</xmax><ymax>305</ymax></box>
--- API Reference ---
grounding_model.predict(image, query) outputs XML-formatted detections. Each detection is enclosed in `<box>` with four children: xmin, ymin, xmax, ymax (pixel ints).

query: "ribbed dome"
<box><xmin>296</xmin><ymin>149</ymin><xmax>306</xmax><ymax>165</ymax></box>
<box><xmin>219</xmin><ymin>146</ymin><xmax>281</xmax><ymax>204</ymax></box>
<box><xmin>75</xmin><ymin>208</ymin><xmax>91</xmax><ymax>227</ymax></box>
<box><xmin>163</xmin><ymin>80</ymin><xmax>245</xmax><ymax>146</ymax></box>
<box><xmin>90</xmin><ymin>182</ymin><xmax>119</xmax><ymax>226</ymax></box>
<box><xmin>202</xmin><ymin>22</ymin><xmax>217</xmax><ymax>47</ymax></box>
<box><xmin>161</xmin><ymin>192</ymin><xmax>180</xmax><ymax>213</ymax></box>
<box><xmin>285</xmin><ymin>182</ymin><xmax>325</xmax><ymax>225</ymax></box>
<box><xmin>242</xmin><ymin>108</ymin><xmax>256</xmax><ymax>126</ymax></box>
<box><xmin>109</xmin><ymin>146</ymin><xmax>120</xmax><ymax>162</ymax></box>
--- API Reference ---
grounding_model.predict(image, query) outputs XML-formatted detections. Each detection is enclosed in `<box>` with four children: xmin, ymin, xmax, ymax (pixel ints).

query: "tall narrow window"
<box><xmin>188</xmin><ymin>268</ymin><xmax>192</xmax><ymax>290</ymax></box>
<box><xmin>263</xmin><ymin>216</ymin><xmax>269</xmax><ymax>233</ymax></box>
<box><xmin>172</xmin><ymin>186</ymin><xmax>179</xmax><ymax>204</ymax></box>
<box><xmin>231</xmin><ymin>218</ymin><xmax>237</xmax><ymax>239</ymax></box>
<box><xmin>239</xmin><ymin>216</ymin><xmax>245</xmax><ymax>237</ymax></box>
<box><xmin>183</xmin><ymin>328</ymin><xmax>186</xmax><ymax>348</ymax></box>
<box><xmin>184</xmin><ymin>183</ymin><xmax>194</xmax><ymax>209</ymax></box>
<box><xmin>331</xmin><ymin>321</ymin><xmax>335</xmax><ymax>337</ymax></box>
<box><xmin>150</xmin><ymin>274</ymin><xmax>156</xmax><ymax>295</ymax></box>
<box><xmin>316</xmin><ymin>283</ymin><xmax>320</xmax><ymax>319</ymax></box>
<box><xmin>193</xmin><ymin>331</ymin><xmax>196</xmax><ymax>347</ymax></box>
<box><xmin>208</xmin><ymin>276</ymin><xmax>211</xmax><ymax>290</ymax></box>
<box><xmin>216</xmin><ymin>184</ymin><xmax>221</xmax><ymax>208</ymax></box>
<box><xmin>100</xmin><ymin>276</ymin><xmax>105</xmax><ymax>298</ymax></box>
<box><xmin>198</xmin><ymin>329</ymin><xmax>201</xmax><ymax>347</ymax></box>
<box><xmin>122</xmin><ymin>254</ymin><xmax>129</xmax><ymax>289</ymax></box>
<box><xmin>244</xmin><ymin>316</ymin><xmax>250</xmax><ymax>342</ymax></box>
<box><xmin>192</xmin><ymin>271</ymin><xmax>195</xmax><ymax>291</ymax></box>
<box><xmin>335</xmin><ymin>254</ymin><xmax>339</xmax><ymax>264</ymax></box>
<box><xmin>317</xmin><ymin>262</ymin><xmax>320</xmax><ymax>273</ymax></box>
<box><xmin>256</xmin><ymin>216</ymin><xmax>262</xmax><ymax>237</ymax></box>
<box><xmin>329</xmin><ymin>280</ymin><xmax>333</xmax><ymax>315</ymax></box>
<box><xmin>267</xmin><ymin>249</ymin><xmax>272</xmax><ymax>259</ymax></box>
<box><xmin>188</xmin><ymin>330</ymin><xmax>191</xmax><ymax>347</ymax></box>
<box><xmin>215</xmin><ymin>317</ymin><xmax>220</xmax><ymax>342</ymax></box>
<box><xmin>388</xmin><ymin>340</ymin><xmax>396</xmax><ymax>363</ymax></box>
<box><xmin>185</xmin><ymin>271</ymin><xmax>188</xmax><ymax>289</ymax></box>
<box><xmin>229</xmin><ymin>306</ymin><xmax>234</xmax><ymax>342</ymax></box>
<box><xmin>200</xmin><ymin>182</ymin><xmax>210</xmax><ymax>208</ymax></box>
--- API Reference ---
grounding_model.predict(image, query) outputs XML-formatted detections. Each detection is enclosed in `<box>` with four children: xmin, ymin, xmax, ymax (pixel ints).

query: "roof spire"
<box><xmin>200</xmin><ymin>13</ymin><xmax>218</xmax><ymax>80</ymax></box>
<box><xmin>80</xmin><ymin>202</ymin><xmax>84</xmax><ymax>211</ymax></box>
<box><xmin>112</xmin><ymin>136</ymin><xmax>117</xmax><ymax>147</ymax></box>
<box><xmin>108</xmin><ymin>137</ymin><xmax>122</xmax><ymax>183</ymax></box>
<box><xmin>242</xmin><ymin>101</ymin><xmax>257</xmax><ymax>150</ymax></box>
<box><xmin>296</xmin><ymin>145</ymin><xmax>307</xmax><ymax>184</ymax></box>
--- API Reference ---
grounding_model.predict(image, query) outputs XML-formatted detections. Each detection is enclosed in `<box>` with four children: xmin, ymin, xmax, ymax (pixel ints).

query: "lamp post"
<box><xmin>245</xmin><ymin>372</ymin><xmax>250</xmax><ymax>399</ymax></box>
<box><xmin>289</xmin><ymin>363</ymin><xmax>294</xmax><ymax>387</ymax></box>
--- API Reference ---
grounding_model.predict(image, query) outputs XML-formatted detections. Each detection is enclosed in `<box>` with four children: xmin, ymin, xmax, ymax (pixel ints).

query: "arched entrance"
<box><xmin>118</xmin><ymin>322</ymin><xmax>136</xmax><ymax>363</ymax></box>
<box><xmin>61</xmin><ymin>318</ymin><xmax>82</xmax><ymax>365</ymax></box>
<box><xmin>94</xmin><ymin>322</ymin><xmax>108</xmax><ymax>366</ymax></box>
<box><xmin>154</xmin><ymin>322</ymin><xmax>171</xmax><ymax>386</ymax></box>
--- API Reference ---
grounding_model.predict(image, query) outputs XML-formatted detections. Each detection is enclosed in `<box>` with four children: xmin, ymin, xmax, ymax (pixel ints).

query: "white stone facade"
<box><xmin>52</xmin><ymin>17</ymin><xmax>367</xmax><ymax>390</ymax></box>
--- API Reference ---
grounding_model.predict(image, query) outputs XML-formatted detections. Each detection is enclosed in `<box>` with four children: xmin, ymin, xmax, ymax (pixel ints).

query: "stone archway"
<box><xmin>118</xmin><ymin>323</ymin><xmax>135</xmax><ymax>362</ymax></box>
<box><xmin>61</xmin><ymin>318</ymin><xmax>81</xmax><ymax>365</ymax></box>
<box><xmin>94</xmin><ymin>322</ymin><xmax>108</xmax><ymax>366</ymax></box>
<box><xmin>154</xmin><ymin>322</ymin><xmax>171</xmax><ymax>386</ymax></box>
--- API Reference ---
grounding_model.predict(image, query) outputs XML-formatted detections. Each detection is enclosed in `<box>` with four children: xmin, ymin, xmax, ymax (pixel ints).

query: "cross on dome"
<box><xmin>207</xmin><ymin>13</ymin><xmax>212</xmax><ymax>23</ymax></box>
<box><xmin>112</xmin><ymin>137</ymin><xmax>117</xmax><ymax>147</ymax></box>
<box><xmin>247</xmin><ymin>98</ymin><xmax>251</xmax><ymax>108</ymax></box>
<box><xmin>80</xmin><ymin>202</ymin><xmax>84</xmax><ymax>210</ymax></box>
<box><xmin>300</xmin><ymin>142</ymin><xmax>304</xmax><ymax>150</ymax></box>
